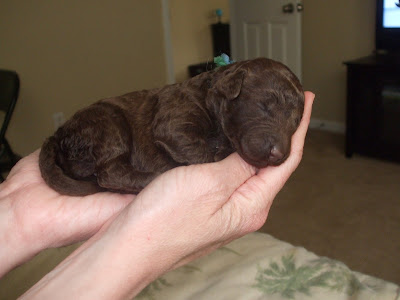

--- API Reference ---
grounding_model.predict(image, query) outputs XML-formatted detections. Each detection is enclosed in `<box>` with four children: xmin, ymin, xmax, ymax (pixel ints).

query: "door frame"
<box><xmin>161</xmin><ymin>0</ymin><xmax>175</xmax><ymax>84</ymax></box>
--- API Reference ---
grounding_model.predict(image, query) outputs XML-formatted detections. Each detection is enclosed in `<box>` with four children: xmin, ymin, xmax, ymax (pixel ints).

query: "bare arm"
<box><xmin>0</xmin><ymin>152</ymin><xmax>133</xmax><ymax>278</ymax></box>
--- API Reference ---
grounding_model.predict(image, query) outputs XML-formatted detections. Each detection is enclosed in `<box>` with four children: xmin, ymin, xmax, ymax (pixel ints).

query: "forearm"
<box><xmin>0</xmin><ymin>198</ymin><xmax>41</xmax><ymax>278</ymax></box>
<box><xmin>20</xmin><ymin>209</ymin><xmax>171</xmax><ymax>300</ymax></box>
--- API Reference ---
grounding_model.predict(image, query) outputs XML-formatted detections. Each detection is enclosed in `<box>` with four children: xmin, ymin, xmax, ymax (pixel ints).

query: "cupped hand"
<box><xmin>0</xmin><ymin>151</ymin><xmax>133</xmax><ymax>260</ymax></box>
<box><xmin>112</xmin><ymin>91</ymin><xmax>315</xmax><ymax>273</ymax></box>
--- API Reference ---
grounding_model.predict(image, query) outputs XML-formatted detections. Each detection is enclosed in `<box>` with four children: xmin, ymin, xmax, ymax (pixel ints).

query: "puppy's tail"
<box><xmin>39</xmin><ymin>136</ymin><xmax>104</xmax><ymax>196</ymax></box>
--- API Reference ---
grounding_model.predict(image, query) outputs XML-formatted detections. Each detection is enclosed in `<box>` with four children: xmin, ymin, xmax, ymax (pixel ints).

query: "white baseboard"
<box><xmin>309</xmin><ymin>118</ymin><xmax>345</xmax><ymax>134</ymax></box>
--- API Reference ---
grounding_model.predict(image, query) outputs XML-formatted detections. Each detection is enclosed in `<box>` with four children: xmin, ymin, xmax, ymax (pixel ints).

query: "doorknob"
<box><xmin>297</xmin><ymin>3</ymin><xmax>304</xmax><ymax>12</ymax></box>
<box><xmin>283</xmin><ymin>3</ymin><xmax>303</xmax><ymax>13</ymax></box>
<box><xmin>282</xmin><ymin>3</ymin><xmax>294</xmax><ymax>13</ymax></box>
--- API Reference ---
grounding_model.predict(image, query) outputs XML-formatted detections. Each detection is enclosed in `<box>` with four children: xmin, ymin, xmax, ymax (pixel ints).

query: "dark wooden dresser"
<box><xmin>344</xmin><ymin>55</ymin><xmax>400</xmax><ymax>163</ymax></box>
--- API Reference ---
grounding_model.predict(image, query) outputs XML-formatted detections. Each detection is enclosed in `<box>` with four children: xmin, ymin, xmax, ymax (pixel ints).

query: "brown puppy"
<box><xmin>39</xmin><ymin>58</ymin><xmax>304</xmax><ymax>196</ymax></box>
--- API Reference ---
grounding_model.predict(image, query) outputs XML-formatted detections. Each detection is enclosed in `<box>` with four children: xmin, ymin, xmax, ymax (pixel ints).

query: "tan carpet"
<box><xmin>259</xmin><ymin>129</ymin><xmax>400</xmax><ymax>285</ymax></box>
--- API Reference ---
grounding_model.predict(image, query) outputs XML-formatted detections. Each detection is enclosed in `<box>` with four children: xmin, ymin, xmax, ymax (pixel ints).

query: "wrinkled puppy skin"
<box><xmin>39</xmin><ymin>58</ymin><xmax>304</xmax><ymax>196</ymax></box>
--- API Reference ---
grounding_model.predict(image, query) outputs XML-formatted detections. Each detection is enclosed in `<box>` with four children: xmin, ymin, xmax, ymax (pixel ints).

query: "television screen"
<box><xmin>383</xmin><ymin>0</ymin><xmax>400</xmax><ymax>28</ymax></box>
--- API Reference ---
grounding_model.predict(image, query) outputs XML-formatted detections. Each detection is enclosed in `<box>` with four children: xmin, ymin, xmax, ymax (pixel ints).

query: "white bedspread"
<box><xmin>137</xmin><ymin>232</ymin><xmax>400</xmax><ymax>300</ymax></box>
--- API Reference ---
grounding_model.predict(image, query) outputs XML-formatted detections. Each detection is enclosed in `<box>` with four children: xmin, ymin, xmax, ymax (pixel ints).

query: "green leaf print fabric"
<box><xmin>137</xmin><ymin>233</ymin><xmax>399</xmax><ymax>300</ymax></box>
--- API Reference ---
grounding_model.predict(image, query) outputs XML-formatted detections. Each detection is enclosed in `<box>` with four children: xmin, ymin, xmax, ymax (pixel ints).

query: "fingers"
<box><xmin>289</xmin><ymin>91</ymin><xmax>315</xmax><ymax>161</ymax></box>
<box><xmin>230</xmin><ymin>92</ymin><xmax>315</xmax><ymax>212</ymax></box>
<box><xmin>6</xmin><ymin>150</ymin><xmax>39</xmax><ymax>177</ymax></box>
<box><xmin>0</xmin><ymin>150</ymin><xmax>42</xmax><ymax>196</ymax></box>
<box><xmin>44</xmin><ymin>192</ymin><xmax>134</xmax><ymax>248</ymax></box>
<box><xmin>257</xmin><ymin>91</ymin><xmax>314</xmax><ymax>185</ymax></box>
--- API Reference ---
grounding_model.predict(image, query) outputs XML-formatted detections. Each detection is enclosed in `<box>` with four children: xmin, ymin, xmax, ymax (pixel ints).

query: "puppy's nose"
<box><xmin>268</xmin><ymin>146</ymin><xmax>284</xmax><ymax>165</ymax></box>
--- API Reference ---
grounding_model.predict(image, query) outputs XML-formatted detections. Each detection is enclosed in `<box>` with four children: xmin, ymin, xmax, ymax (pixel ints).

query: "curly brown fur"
<box><xmin>39</xmin><ymin>58</ymin><xmax>304</xmax><ymax>196</ymax></box>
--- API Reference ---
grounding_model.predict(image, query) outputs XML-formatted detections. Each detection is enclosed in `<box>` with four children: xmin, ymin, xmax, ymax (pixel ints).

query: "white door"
<box><xmin>230</xmin><ymin>0</ymin><xmax>303</xmax><ymax>81</ymax></box>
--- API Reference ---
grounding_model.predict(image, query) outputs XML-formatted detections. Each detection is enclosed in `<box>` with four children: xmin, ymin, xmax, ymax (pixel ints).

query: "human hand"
<box><xmin>123</xmin><ymin>91</ymin><xmax>315</xmax><ymax>270</ymax></box>
<box><xmin>0</xmin><ymin>151</ymin><xmax>133</xmax><ymax>277</ymax></box>
<box><xmin>22</xmin><ymin>92</ymin><xmax>313</xmax><ymax>299</ymax></box>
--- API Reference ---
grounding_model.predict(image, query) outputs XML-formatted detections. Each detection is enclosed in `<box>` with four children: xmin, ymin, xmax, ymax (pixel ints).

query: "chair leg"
<box><xmin>0</xmin><ymin>139</ymin><xmax>20</xmax><ymax>178</ymax></box>
<box><xmin>4</xmin><ymin>139</ymin><xmax>18</xmax><ymax>165</ymax></box>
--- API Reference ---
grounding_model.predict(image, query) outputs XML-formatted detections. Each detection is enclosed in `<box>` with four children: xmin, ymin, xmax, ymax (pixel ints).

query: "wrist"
<box><xmin>0</xmin><ymin>197</ymin><xmax>43</xmax><ymax>277</ymax></box>
<box><xmin>81</xmin><ymin>210</ymin><xmax>175</xmax><ymax>298</ymax></box>
<box><xmin>21</xmin><ymin>209</ymin><xmax>171</xmax><ymax>299</ymax></box>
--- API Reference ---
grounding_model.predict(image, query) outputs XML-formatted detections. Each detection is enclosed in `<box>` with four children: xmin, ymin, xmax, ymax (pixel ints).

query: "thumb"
<box><xmin>212</xmin><ymin>152</ymin><xmax>257</xmax><ymax>190</ymax></box>
<box><xmin>190</xmin><ymin>152</ymin><xmax>256</xmax><ymax>212</ymax></box>
<box><xmin>134</xmin><ymin>152</ymin><xmax>256</xmax><ymax>214</ymax></box>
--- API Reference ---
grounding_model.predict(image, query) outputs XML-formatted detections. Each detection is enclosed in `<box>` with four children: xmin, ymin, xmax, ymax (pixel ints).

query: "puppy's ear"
<box><xmin>215</xmin><ymin>69</ymin><xmax>246</xmax><ymax>100</ymax></box>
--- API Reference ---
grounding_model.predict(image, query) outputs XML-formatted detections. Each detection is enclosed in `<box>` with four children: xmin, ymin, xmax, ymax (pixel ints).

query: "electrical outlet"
<box><xmin>52</xmin><ymin>112</ymin><xmax>65</xmax><ymax>130</ymax></box>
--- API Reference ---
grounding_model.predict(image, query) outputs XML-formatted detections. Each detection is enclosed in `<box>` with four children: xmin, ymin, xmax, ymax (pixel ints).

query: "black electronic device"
<box><xmin>376</xmin><ymin>0</ymin><xmax>400</xmax><ymax>54</ymax></box>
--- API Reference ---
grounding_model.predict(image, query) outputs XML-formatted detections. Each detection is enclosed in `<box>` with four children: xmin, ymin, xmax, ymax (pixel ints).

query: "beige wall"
<box><xmin>0</xmin><ymin>1</ymin><xmax>167</xmax><ymax>156</ymax></box>
<box><xmin>170</xmin><ymin>0</ymin><xmax>230</xmax><ymax>82</ymax></box>
<box><xmin>302</xmin><ymin>0</ymin><xmax>375</xmax><ymax>124</ymax></box>
<box><xmin>171</xmin><ymin>0</ymin><xmax>375</xmax><ymax>125</ymax></box>
<box><xmin>1</xmin><ymin>1</ymin><xmax>376</xmax><ymax>157</ymax></box>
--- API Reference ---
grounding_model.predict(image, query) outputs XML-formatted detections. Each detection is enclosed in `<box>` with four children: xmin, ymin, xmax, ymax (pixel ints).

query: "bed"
<box><xmin>137</xmin><ymin>232</ymin><xmax>399</xmax><ymax>299</ymax></box>
<box><xmin>1</xmin><ymin>232</ymin><xmax>399</xmax><ymax>299</ymax></box>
